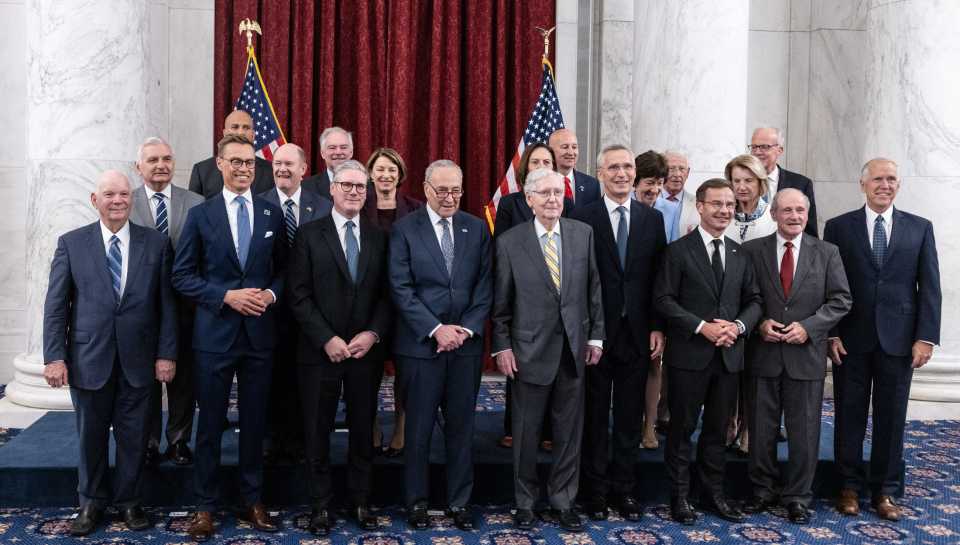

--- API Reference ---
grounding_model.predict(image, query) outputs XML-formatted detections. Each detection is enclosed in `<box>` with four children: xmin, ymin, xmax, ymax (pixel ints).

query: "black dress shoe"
<box><xmin>262</xmin><ymin>449</ymin><xmax>282</xmax><ymax>466</ymax></box>
<box><xmin>384</xmin><ymin>446</ymin><xmax>404</xmax><ymax>458</ymax></box>
<box><xmin>408</xmin><ymin>503</ymin><xmax>430</xmax><ymax>530</ymax></box>
<box><xmin>514</xmin><ymin>508</ymin><xmax>536</xmax><ymax>530</ymax></box>
<box><xmin>446</xmin><ymin>507</ymin><xmax>476</xmax><ymax>531</ymax></box>
<box><xmin>585</xmin><ymin>492</ymin><xmax>608</xmax><ymax>521</ymax></box>
<box><xmin>777</xmin><ymin>426</ymin><xmax>788</xmax><ymax>442</ymax></box>
<box><xmin>670</xmin><ymin>497</ymin><xmax>697</xmax><ymax>525</ymax></box>
<box><xmin>70</xmin><ymin>505</ymin><xmax>103</xmax><ymax>536</ymax></box>
<box><xmin>551</xmin><ymin>508</ymin><xmax>583</xmax><ymax>533</ymax></box>
<box><xmin>145</xmin><ymin>447</ymin><xmax>161</xmax><ymax>467</ymax></box>
<box><xmin>700</xmin><ymin>495</ymin><xmax>744</xmax><ymax>523</ymax></box>
<box><xmin>165</xmin><ymin>440</ymin><xmax>194</xmax><ymax>466</ymax></box>
<box><xmin>742</xmin><ymin>495</ymin><xmax>774</xmax><ymax>514</ymax></box>
<box><xmin>655</xmin><ymin>421</ymin><xmax>669</xmax><ymax>437</ymax></box>
<box><xmin>786</xmin><ymin>502</ymin><xmax>810</xmax><ymax>524</ymax></box>
<box><xmin>309</xmin><ymin>508</ymin><xmax>331</xmax><ymax>536</ymax></box>
<box><xmin>120</xmin><ymin>505</ymin><xmax>150</xmax><ymax>531</ymax></box>
<box><xmin>351</xmin><ymin>504</ymin><xmax>378</xmax><ymax>531</ymax></box>
<box><xmin>614</xmin><ymin>494</ymin><xmax>642</xmax><ymax>522</ymax></box>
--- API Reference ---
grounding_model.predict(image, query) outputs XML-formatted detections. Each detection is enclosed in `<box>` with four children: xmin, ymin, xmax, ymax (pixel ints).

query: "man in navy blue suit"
<box><xmin>173</xmin><ymin>134</ymin><xmax>288</xmax><ymax>542</ymax></box>
<box><xmin>388</xmin><ymin>159</ymin><xmax>493</xmax><ymax>532</ymax></box>
<box><xmin>824</xmin><ymin>158</ymin><xmax>941</xmax><ymax>522</ymax></box>
<box><xmin>43</xmin><ymin>170</ymin><xmax>178</xmax><ymax>536</ymax></box>
<box><xmin>550</xmin><ymin>129</ymin><xmax>602</xmax><ymax>207</ymax></box>
<box><xmin>571</xmin><ymin>145</ymin><xmax>667</xmax><ymax>522</ymax></box>
<box><xmin>259</xmin><ymin>143</ymin><xmax>333</xmax><ymax>466</ymax></box>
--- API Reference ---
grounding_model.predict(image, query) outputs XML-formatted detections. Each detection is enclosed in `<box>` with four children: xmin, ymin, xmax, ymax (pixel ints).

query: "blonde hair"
<box><xmin>724</xmin><ymin>154</ymin><xmax>769</xmax><ymax>199</ymax></box>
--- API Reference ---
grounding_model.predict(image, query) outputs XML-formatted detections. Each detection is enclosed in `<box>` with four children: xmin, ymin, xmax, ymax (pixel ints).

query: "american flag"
<box><xmin>485</xmin><ymin>60</ymin><xmax>566</xmax><ymax>232</ymax></box>
<box><xmin>235</xmin><ymin>51</ymin><xmax>286</xmax><ymax>161</ymax></box>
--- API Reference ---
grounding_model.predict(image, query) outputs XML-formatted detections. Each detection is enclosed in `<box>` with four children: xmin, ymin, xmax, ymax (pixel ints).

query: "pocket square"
<box><xmin>265</xmin><ymin>231</ymin><xmax>273</xmax><ymax>238</ymax></box>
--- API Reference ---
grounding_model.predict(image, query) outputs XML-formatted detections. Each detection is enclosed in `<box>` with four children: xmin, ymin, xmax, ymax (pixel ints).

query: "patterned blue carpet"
<box><xmin>0</xmin><ymin>382</ymin><xmax>958</xmax><ymax>544</ymax></box>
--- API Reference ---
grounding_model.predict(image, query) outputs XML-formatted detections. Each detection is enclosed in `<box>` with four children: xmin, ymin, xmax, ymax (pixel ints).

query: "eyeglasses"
<box><xmin>222</xmin><ymin>158</ymin><xmax>256</xmax><ymax>169</ymax></box>
<box><xmin>699</xmin><ymin>200</ymin><xmax>736</xmax><ymax>210</ymax></box>
<box><xmin>427</xmin><ymin>183</ymin><xmax>463</xmax><ymax>199</ymax></box>
<box><xmin>668</xmin><ymin>166</ymin><xmax>689</xmax><ymax>173</ymax></box>
<box><xmin>531</xmin><ymin>189</ymin><xmax>565</xmax><ymax>198</ymax></box>
<box><xmin>747</xmin><ymin>144</ymin><xmax>780</xmax><ymax>152</ymax></box>
<box><xmin>335</xmin><ymin>182</ymin><xmax>367</xmax><ymax>193</ymax></box>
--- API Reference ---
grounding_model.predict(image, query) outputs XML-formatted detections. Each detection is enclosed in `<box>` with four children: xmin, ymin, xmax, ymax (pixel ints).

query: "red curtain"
<box><xmin>214</xmin><ymin>0</ymin><xmax>556</xmax><ymax>217</ymax></box>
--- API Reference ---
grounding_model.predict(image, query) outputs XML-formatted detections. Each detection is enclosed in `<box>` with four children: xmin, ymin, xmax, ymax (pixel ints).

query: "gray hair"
<box><xmin>754</xmin><ymin>125</ymin><xmax>785</xmax><ymax>147</ymax></box>
<box><xmin>424</xmin><ymin>159</ymin><xmax>463</xmax><ymax>184</ymax></box>
<box><xmin>319</xmin><ymin>126</ymin><xmax>354</xmax><ymax>150</ymax></box>
<box><xmin>596</xmin><ymin>144</ymin><xmax>636</xmax><ymax>169</ymax></box>
<box><xmin>94</xmin><ymin>170</ymin><xmax>133</xmax><ymax>193</ymax></box>
<box><xmin>523</xmin><ymin>168</ymin><xmax>562</xmax><ymax>194</ymax></box>
<box><xmin>135</xmin><ymin>137</ymin><xmax>174</xmax><ymax>164</ymax></box>
<box><xmin>769</xmin><ymin>188</ymin><xmax>809</xmax><ymax>212</ymax></box>
<box><xmin>860</xmin><ymin>157</ymin><xmax>898</xmax><ymax>182</ymax></box>
<box><xmin>663</xmin><ymin>148</ymin><xmax>688</xmax><ymax>162</ymax></box>
<box><xmin>332</xmin><ymin>160</ymin><xmax>367</xmax><ymax>183</ymax></box>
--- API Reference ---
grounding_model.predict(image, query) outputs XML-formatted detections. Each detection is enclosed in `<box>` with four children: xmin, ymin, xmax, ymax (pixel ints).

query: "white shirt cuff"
<box><xmin>265</xmin><ymin>289</ymin><xmax>277</xmax><ymax>305</ymax></box>
<box><xmin>492</xmin><ymin>349</ymin><xmax>510</xmax><ymax>357</ymax></box>
<box><xmin>429</xmin><ymin>324</ymin><xmax>442</xmax><ymax>338</ymax></box>
<box><xmin>370</xmin><ymin>332</ymin><xmax>380</xmax><ymax>343</ymax></box>
<box><xmin>919</xmin><ymin>340</ymin><xmax>935</xmax><ymax>346</ymax></box>
<box><xmin>462</xmin><ymin>328</ymin><xmax>474</xmax><ymax>338</ymax></box>
<box><xmin>588</xmin><ymin>340</ymin><xmax>603</xmax><ymax>349</ymax></box>
<box><xmin>695</xmin><ymin>320</ymin><xmax>706</xmax><ymax>334</ymax></box>
<box><xmin>735</xmin><ymin>320</ymin><xmax>745</xmax><ymax>335</ymax></box>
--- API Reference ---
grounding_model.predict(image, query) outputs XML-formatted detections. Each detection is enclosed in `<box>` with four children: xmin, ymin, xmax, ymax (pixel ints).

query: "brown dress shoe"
<box><xmin>835</xmin><ymin>490</ymin><xmax>860</xmax><ymax>515</ymax></box>
<box><xmin>872</xmin><ymin>495</ymin><xmax>901</xmax><ymax>522</ymax></box>
<box><xmin>500</xmin><ymin>436</ymin><xmax>513</xmax><ymax>448</ymax></box>
<box><xmin>239</xmin><ymin>504</ymin><xmax>279</xmax><ymax>532</ymax></box>
<box><xmin>189</xmin><ymin>511</ymin><xmax>213</xmax><ymax>542</ymax></box>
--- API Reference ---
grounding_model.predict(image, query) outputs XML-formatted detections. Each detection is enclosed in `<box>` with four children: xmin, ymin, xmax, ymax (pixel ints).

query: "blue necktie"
<box><xmin>108</xmin><ymin>235</ymin><xmax>122</xmax><ymax>305</ymax></box>
<box><xmin>873</xmin><ymin>215</ymin><xmax>886</xmax><ymax>268</ymax></box>
<box><xmin>440</xmin><ymin>218</ymin><xmax>454</xmax><ymax>277</ymax></box>
<box><xmin>284</xmin><ymin>198</ymin><xmax>297</xmax><ymax>248</ymax></box>
<box><xmin>154</xmin><ymin>194</ymin><xmax>168</xmax><ymax>235</ymax></box>
<box><xmin>236</xmin><ymin>196</ymin><xmax>251</xmax><ymax>269</ymax></box>
<box><xmin>616</xmin><ymin>206</ymin><xmax>628</xmax><ymax>269</ymax></box>
<box><xmin>344</xmin><ymin>220</ymin><xmax>359</xmax><ymax>283</ymax></box>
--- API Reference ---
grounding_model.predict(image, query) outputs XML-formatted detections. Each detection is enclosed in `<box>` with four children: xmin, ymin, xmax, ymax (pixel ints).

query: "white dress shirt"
<box><xmin>277</xmin><ymin>186</ymin><xmax>302</xmax><ymax>225</ymax></box>
<box><xmin>143</xmin><ymin>184</ymin><xmax>172</xmax><ymax>223</ymax></box>
<box><xmin>776</xmin><ymin>231</ymin><xmax>802</xmax><ymax>276</ymax></box>
<box><xmin>693</xmin><ymin>226</ymin><xmax>745</xmax><ymax>335</ymax></box>
<box><xmin>766</xmin><ymin>165</ymin><xmax>780</xmax><ymax>201</ymax></box>
<box><xmin>100</xmin><ymin>220</ymin><xmax>130</xmax><ymax>297</ymax></box>
<box><xmin>865</xmin><ymin>205</ymin><xmax>893</xmax><ymax>248</ymax></box>
<box><xmin>327</xmin><ymin>169</ymin><xmax>335</xmax><ymax>184</ymax></box>
<box><xmin>425</xmin><ymin>204</ymin><xmax>454</xmax><ymax>249</ymax></box>
<box><xmin>221</xmin><ymin>187</ymin><xmax>275</xmax><ymax>304</ymax></box>
<box><xmin>604</xmin><ymin>194</ymin><xmax>631</xmax><ymax>241</ymax></box>
<box><xmin>330</xmin><ymin>208</ymin><xmax>361</xmax><ymax>253</ymax></box>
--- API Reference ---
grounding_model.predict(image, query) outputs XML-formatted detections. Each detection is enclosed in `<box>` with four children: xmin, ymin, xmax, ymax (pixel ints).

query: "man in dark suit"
<box><xmin>173</xmin><ymin>135</ymin><xmax>288</xmax><ymax>541</ymax></box>
<box><xmin>750</xmin><ymin>126</ymin><xmax>817</xmax><ymax>237</ymax></box>
<box><xmin>825</xmin><ymin>158</ymin><xmax>941</xmax><ymax>522</ymax></box>
<box><xmin>388</xmin><ymin>159</ymin><xmax>493</xmax><ymax>531</ymax></box>
<box><xmin>654</xmin><ymin>178</ymin><xmax>763</xmax><ymax>525</ymax></box>
<box><xmin>301</xmin><ymin>126</ymin><xmax>354</xmax><ymax>200</ymax></box>
<box><xmin>43</xmin><ymin>170</ymin><xmax>178</xmax><ymax>536</ymax></box>
<box><xmin>188</xmin><ymin>110</ymin><xmax>275</xmax><ymax>199</ymax></box>
<box><xmin>550</xmin><ymin>129</ymin><xmax>602</xmax><ymax>207</ymax></box>
<box><xmin>741</xmin><ymin>189</ymin><xmax>851</xmax><ymax>524</ymax></box>
<box><xmin>130</xmin><ymin>137</ymin><xmax>205</xmax><ymax>467</ymax></box>
<box><xmin>259</xmin><ymin>143</ymin><xmax>333</xmax><ymax>466</ymax></box>
<box><xmin>287</xmin><ymin>160</ymin><xmax>393</xmax><ymax>536</ymax></box>
<box><xmin>570</xmin><ymin>145</ymin><xmax>667</xmax><ymax>522</ymax></box>
<box><xmin>492</xmin><ymin>167</ymin><xmax>605</xmax><ymax>533</ymax></box>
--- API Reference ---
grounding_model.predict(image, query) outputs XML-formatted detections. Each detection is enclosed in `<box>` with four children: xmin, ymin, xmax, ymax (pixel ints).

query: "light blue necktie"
<box><xmin>236</xmin><ymin>196</ymin><xmax>251</xmax><ymax>269</ymax></box>
<box><xmin>108</xmin><ymin>235</ymin><xmax>122</xmax><ymax>305</ymax></box>
<box><xmin>155</xmin><ymin>194</ymin><xmax>168</xmax><ymax>235</ymax></box>
<box><xmin>873</xmin><ymin>215</ymin><xmax>886</xmax><ymax>268</ymax></box>
<box><xmin>345</xmin><ymin>220</ymin><xmax>359</xmax><ymax>283</ymax></box>
<box><xmin>616</xmin><ymin>205</ymin><xmax>628</xmax><ymax>269</ymax></box>
<box><xmin>284</xmin><ymin>198</ymin><xmax>297</xmax><ymax>248</ymax></box>
<box><xmin>440</xmin><ymin>218</ymin><xmax>454</xmax><ymax>277</ymax></box>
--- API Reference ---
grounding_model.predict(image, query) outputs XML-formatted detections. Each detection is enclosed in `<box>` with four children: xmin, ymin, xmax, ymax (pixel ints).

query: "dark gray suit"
<box><xmin>742</xmin><ymin>233</ymin><xmax>851</xmax><ymax>507</ymax></box>
<box><xmin>491</xmin><ymin>217</ymin><xmax>605</xmax><ymax>510</ymax></box>
<box><xmin>188</xmin><ymin>156</ymin><xmax>274</xmax><ymax>200</ymax></box>
<box><xmin>130</xmin><ymin>184</ymin><xmax>204</xmax><ymax>451</ymax></box>
<box><xmin>654</xmin><ymin>228</ymin><xmax>763</xmax><ymax>499</ymax></box>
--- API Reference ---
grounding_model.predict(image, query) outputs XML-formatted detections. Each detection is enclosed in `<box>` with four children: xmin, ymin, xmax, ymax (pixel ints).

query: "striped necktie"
<box><xmin>545</xmin><ymin>231</ymin><xmax>560</xmax><ymax>294</ymax></box>
<box><xmin>108</xmin><ymin>235</ymin><xmax>122</xmax><ymax>305</ymax></box>
<box><xmin>154</xmin><ymin>194</ymin><xmax>168</xmax><ymax>235</ymax></box>
<box><xmin>284</xmin><ymin>198</ymin><xmax>297</xmax><ymax>248</ymax></box>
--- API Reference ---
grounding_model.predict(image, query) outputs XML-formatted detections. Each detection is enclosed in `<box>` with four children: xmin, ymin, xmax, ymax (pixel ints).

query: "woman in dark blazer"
<box><xmin>364</xmin><ymin>147</ymin><xmax>423</xmax><ymax>458</ymax></box>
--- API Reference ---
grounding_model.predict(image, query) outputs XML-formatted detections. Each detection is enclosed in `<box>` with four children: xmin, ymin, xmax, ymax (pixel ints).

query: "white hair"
<box><xmin>523</xmin><ymin>168</ymin><xmax>562</xmax><ymax>193</ymax></box>
<box><xmin>860</xmin><ymin>158</ymin><xmax>898</xmax><ymax>182</ymax></box>
<box><xmin>332</xmin><ymin>160</ymin><xmax>367</xmax><ymax>183</ymax></box>
<box><xmin>754</xmin><ymin>125</ymin><xmax>785</xmax><ymax>147</ymax></box>
<box><xmin>94</xmin><ymin>170</ymin><xmax>132</xmax><ymax>193</ymax></box>
<box><xmin>424</xmin><ymin>159</ymin><xmax>463</xmax><ymax>184</ymax></box>
<box><xmin>596</xmin><ymin>144</ymin><xmax>636</xmax><ymax>169</ymax></box>
<box><xmin>319</xmin><ymin>126</ymin><xmax>354</xmax><ymax>150</ymax></box>
<box><xmin>663</xmin><ymin>148</ymin><xmax>688</xmax><ymax>161</ymax></box>
<box><xmin>769</xmin><ymin>188</ymin><xmax>809</xmax><ymax>212</ymax></box>
<box><xmin>135</xmin><ymin>137</ymin><xmax>174</xmax><ymax>164</ymax></box>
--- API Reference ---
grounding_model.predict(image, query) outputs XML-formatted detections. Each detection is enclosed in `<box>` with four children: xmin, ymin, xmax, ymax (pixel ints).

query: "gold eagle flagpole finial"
<box><xmin>239</xmin><ymin>18</ymin><xmax>262</xmax><ymax>53</ymax></box>
<box><xmin>535</xmin><ymin>26</ymin><xmax>556</xmax><ymax>60</ymax></box>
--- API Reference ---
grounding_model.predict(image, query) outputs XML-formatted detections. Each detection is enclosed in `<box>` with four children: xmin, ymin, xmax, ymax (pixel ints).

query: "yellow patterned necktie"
<box><xmin>545</xmin><ymin>231</ymin><xmax>560</xmax><ymax>294</ymax></box>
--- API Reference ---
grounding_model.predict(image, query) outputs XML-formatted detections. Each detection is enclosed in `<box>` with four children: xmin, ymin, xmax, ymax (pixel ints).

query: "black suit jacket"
<box><xmin>570</xmin><ymin>199</ymin><xmax>667</xmax><ymax>352</ymax></box>
<box><xmin>654</xmin><ymin>229</ymin><xmax>763</xmax><ymax>372</ymax></box>
<box><xmin>570</xmin><ymin>170</ymin><xmax>602</xmax><ymax>207</ymax></box>
<box><xmin>286</xmin><ymin>214</ymin><xmax>394</xmax><ymax>364</ymax></box>
<box><xmin>301</xmin><ymin>170</ymin><xmax>332</xmax><ymax>200</ymax></box>
<box><xmin>188</xmin><ymin>156</ymin><xmax>275</xmax><ymax>200</ymax></box>
<box><xmin>776</xmin><ymin>165</ymin><xmax>818</xmax><ymax>238</ymax></box>
<box><xmin>493</xmin><ymin>190</ymin><xmax>576</xmax><ymax>241</ymax></box>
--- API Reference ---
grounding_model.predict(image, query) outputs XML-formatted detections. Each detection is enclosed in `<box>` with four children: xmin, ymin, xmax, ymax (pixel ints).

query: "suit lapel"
<box><xmin>719</xmin><ymin>238</ymin><xmax>739</xmax><ymax>297</ymax></box>
<box><xmin>521</xmin><ymin>220</ymin><xmax>561</xmax><ymax>301</ymax></box>
<box><xmin>450</xmin><ymin>212</ymin><xmax>467</xmax><ymax>280</ymax></box>
<box><xmin>133</xmin><ymin>189</ymin><xmax>153</xmax><ymax>228</ymax></box>
<box><xmin>244</xmin><ymin>197</ymin><xmax>269</xmax><ymax>272</ymax></box>
<box><xmin>87</xmin><ymin>224</ymin><xmax>116</xmax><ymax>300</ymax></box>
<box><xmin>320</xmin><ymin>217</ymin><xmax>353</xmax><ymax>283</ymax></box>
<box><xmin>624</xmin><ymin>201</ymin><xmax>648</xmax><ymax>275</ymax></box>
<box><xmin>517</xmin><ymin>194</ymin><xmax>533</xmax><ymax>222</ymax></box>
<box><xmin>762</xmin><ymin>236</ymin><xmax>786</xmax><ymax>301</ymax></box>
<box><xmin>559</xmin><ymin>220</ymin><xmax>574</xmax><ymax>302</ymax></box>
<box><xmin>208</xmin><ymin>196</ymin><xmax>243</xmax><ymax>272</ymax></box>
<box><xmin>120</xmin><ymin>226</ymin><xmax>147</xmax><ymax>308</ymax></box>
<box><xmin>686</xmin><ymin>232</ymin><xmax>720</xmax><ymax>297</ymax></box>
<box><xmin>882</xmin><ymin>207</ymin><xmax>906</xmax><ymax>268</ymax></box>
<box><xmin>169</xmin><ymin>187</ymin><xmax>185</xmax><ymax>240</ymax></box>
<box><xmin>592</xmin><ymin>202</ymin><xmax>622</xmax><ymax>274</ymax></box>
<box><xmin>851</xmin><ymin>206</ymin><xmax>878</xmax><ymax>270</ymax></box>
<box><xmin>355</xmin><ymin>217</ymin><xmax>374</xmax><ymax>286</ymax></box>
<box><xmin>786</xmin><ymin>235</ymin><xmax>816</xmax><ymax>303</ymax></box>
<box><xmin>415</xmin><ymin>209</ymin><xmax>450</xmax><ymax>281</ymax></box>
<box><xmin>300</xmin><ymin>191</ymin><xmax>316</xmax><ymax>224</ymax></box>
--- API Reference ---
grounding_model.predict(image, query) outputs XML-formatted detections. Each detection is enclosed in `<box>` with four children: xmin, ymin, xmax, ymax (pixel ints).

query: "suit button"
<box><xmin>879</xmin><ymin>280</ymin><xmax>883</xmax><ymax>285</ymax></box>
<box><xmin>784</xmin><ymin>306</ymin><xmax>788</xmax><ymax>311</ymax></box>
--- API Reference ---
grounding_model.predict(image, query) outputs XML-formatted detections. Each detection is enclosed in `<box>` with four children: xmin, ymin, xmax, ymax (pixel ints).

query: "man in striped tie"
<box><xmin>43</xmin><ymin>170</ymin><xmax>179</xmax><ymax>535</ymax></box>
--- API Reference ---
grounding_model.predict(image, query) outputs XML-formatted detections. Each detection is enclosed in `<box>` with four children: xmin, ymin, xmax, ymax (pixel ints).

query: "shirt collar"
<box><xmin>776</xmin><ymin>231</ymin><xmax>802</xmax><ymax>249</ymax></box>
<box><xmin>603</xmin><ymin>194</ymin><xmax>630</xmax><ymax>215</ymax></box>
<box><xmin>697</xmin><ymin>225</ymin><xmax>724</xmax><ymax>246</ymax></box>
<box><xmin>769</xmin><ymin>165</ymin><xmax>780</xmax><ymax>183</ymax></box>
<box><xmin>330</xmin><ymin>208</ymin><xmax>359</xmax><ymax>230</ymax></box>
<box><xmin>222</xmin><ymin>186</ymin><xmax>253</xmax><ymax>204</ymax></box>
<box><xmin>425</xmin><ymin>204</ymin><xmax>453</xmax><ymax>226</ymax></box>
<box><xmin>277</xmin><ymin>186</ymin><xmax>302</xmax><ymax>207</ymax></box>
<box><xmin>143</xmin><ymin>184</ymin><xmax>172</xmax><ymax>200</ymax></box>
<box><xmin>100</xmin><ymin>220</ymin><xmax>131</xmax><ymax>247</ymax></box>
<box><xmin>865</xmin><ymin>205</ymin><xmax>894</xmax><ymax>227</ymax></box>
<box><xmin>326</xmin><ymin>169</ymin><xmax>334</xmax><ymax>182</ymax></box>
<box><xmin>534</xmin><ymin>216</ymin><xmax>561</xmax><ymax>238</ymax></box>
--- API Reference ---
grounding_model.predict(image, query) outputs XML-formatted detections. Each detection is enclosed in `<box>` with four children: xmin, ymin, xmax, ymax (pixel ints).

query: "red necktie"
<box><xmin>564</xmin><ymin>176</ymin><xmax>573</xmax><ymax>199</ymax></box>
<box><xmin>667</xmin><ymin>194</ymin><xmax>677</xmax><ymax>202</ymax></box>
<box><xmin>780</xmin><ymin>241</ymin><xmax>794</xmax><ymax>297</ymax></box>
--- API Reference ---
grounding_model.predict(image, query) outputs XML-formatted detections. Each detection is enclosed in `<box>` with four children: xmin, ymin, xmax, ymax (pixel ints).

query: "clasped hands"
<box><xmin>700</xmin><ymin>319</ymin><xmax>740</xmax><ymax>347</ymax></box>
<box><xmin>759</xmin><ymin>319</ymin><xmax>808</xmax><ymax>344</ymax></box>
<box><xmin>434</xmin><ymin>325</ymin><xmax>470</xmax><ymax>353</ymax></box>
<box><xmin>224</xmin><ymin>288</ymin><xmax>274</xmax><ymax>316</ymax></box>
<box><xmin>324</xmin><ymin>331</ymin><xmax>377</xmax><ymax>362</ymax></box>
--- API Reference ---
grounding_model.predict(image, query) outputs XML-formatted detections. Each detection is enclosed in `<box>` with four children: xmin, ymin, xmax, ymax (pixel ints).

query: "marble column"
<box><xmin>863</xmin><ymin>0</ymin><xmax>960</xmax><ymax>418</ymax></box>
<box><xmin>631</xmin><ymin>0</ymin><xmax>749</xmax><ymax>189</ymax></box>
<box><xmin>6</xmin><ymin>0</ymin><xmax>149</xmax><ymax>409</ymax></box>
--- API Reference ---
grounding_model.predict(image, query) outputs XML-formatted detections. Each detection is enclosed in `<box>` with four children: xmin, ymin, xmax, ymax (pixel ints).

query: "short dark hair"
<box><xmin>217</xmin><ymin>134</ymin><xmax>255</xmax><ymax>157</ymax></box>
<box><xmin>634</xmin><ymin>150</ymin><xmax>668</xmax><ymax>185</ymax></box>
<box><xmin>695</xmin><ymin>178</ymin><xmax>735</xmax><ymax>202</ymax></box>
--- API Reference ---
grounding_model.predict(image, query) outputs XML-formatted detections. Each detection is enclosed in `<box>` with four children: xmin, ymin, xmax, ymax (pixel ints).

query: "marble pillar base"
<box><xmin>5</xmin><ymin>352</ymin><xmax>72</xmax><ymax>410</ymax></box>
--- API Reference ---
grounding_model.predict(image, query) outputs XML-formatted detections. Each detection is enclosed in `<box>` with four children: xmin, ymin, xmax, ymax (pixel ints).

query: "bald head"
<box><xmin>224</xmin><ymin>110</ymin><xmax>256</xmax><ymax>143</ymax></box>
<box><xmin>91</xmin><ymin>171</ymin><xmax>133</xmax><ymax>232</ymax></box>
<box><xmin>549</xmin><ymin>128</ymin><xmax>579</xmax><ymax>175</ymax></box>
<box><xmin>273</xmin><ymin>143</ymin><xmax>308</xmax><ymax>197</ymax></box>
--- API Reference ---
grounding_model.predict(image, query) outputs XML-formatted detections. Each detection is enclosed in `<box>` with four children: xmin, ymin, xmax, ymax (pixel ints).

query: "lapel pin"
<box><xmin>307</xmin><ymin>207</ymin><xmax>312</xmax><ymax>212</ymax></box>
<box><xmin>462</xmin><ymin>229</ymin><xmax>468</xmax><ymax>233</ymax></box>
<box><xmin>732</xmin><ymin>249</ymin><xmax>737</xmax><ymax>252</ymax></box>
<box><xmin>264</xmin><ymin>210</ymin><xmax>270</xmax><ymax>215</ymax></box>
